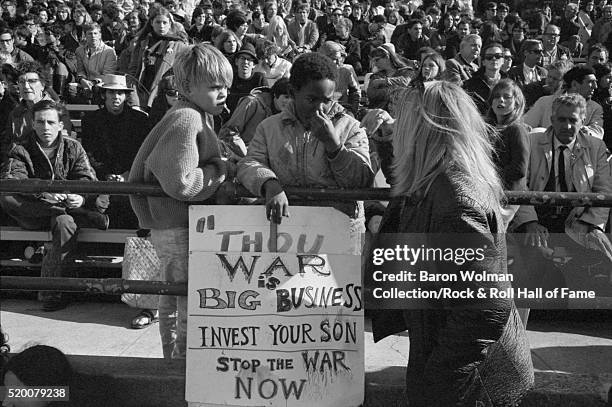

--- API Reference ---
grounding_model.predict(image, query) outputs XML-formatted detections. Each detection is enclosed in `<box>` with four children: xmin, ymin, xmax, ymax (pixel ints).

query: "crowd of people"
<box><xmin>1</xmin><ymin>0</ymin><xmax>612</xmax><ymax>405</ymax></box>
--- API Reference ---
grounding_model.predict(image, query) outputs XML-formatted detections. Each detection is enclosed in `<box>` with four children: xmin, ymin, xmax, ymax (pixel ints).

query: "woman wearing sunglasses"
<box><xmin>148</xmin><ymin>73</ymin><xmax>180</xmax><ymax>126</ymax></box>
<box><xmin>369</xmin><ymin>80</ymin><xmax>534</xmax><ymax>406</ymax></box>
<box><xmin>463</xmin><ymin>41</ymin><xmax>506</xmax><ymax>115</ymax></box>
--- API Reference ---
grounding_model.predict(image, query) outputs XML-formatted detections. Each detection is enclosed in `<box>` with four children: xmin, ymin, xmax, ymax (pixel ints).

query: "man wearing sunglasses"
<box><xmin>463</xmin><ymin>41</ymin><xmax>506</xmax><ymax>115</ymax></box>
<box><xmin>508</xmin><ymin>39</ymin><xmax>548</xmax><ymax>89</ymax></box>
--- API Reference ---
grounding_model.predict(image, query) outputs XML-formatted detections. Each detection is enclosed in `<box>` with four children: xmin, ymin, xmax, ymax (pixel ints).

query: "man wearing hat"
<box><xmin>81</xmin><ymin>74</ymin><xmax>150</xmax><ymax>224</ymax></box>
<box><xmin>80</xmin><ymin>74</ymin><xmax>157</xmax><ymax>328</ymax></box>
<box><xmin>227</xmin><ymin>43</ymin><xmax>264</xmax><ymax>113</ymax></box>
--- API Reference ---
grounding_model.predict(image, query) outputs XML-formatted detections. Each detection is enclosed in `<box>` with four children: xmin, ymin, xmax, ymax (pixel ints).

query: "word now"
<box><xmin>235</xmin><ymin>377</ymin><xmax>307</xmax><ymax>400</ymax></box>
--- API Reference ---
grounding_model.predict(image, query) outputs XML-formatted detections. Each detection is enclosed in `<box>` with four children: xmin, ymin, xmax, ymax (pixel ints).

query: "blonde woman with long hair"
<box><xmin>266</xmin><ymin>15</ymin><xmax>295</xmax><ymax>59</ymax></box>
<box><xmin>369</xmin><ymin>80</ymin><xmax>534</xmax><ymax>406</ymax></box>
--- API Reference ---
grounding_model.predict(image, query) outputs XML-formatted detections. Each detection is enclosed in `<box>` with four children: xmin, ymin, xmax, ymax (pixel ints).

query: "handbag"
<box><xmin>121</xmin><ymin>236</ymin><xmax>162</xmax><ymax>309</ymax></box>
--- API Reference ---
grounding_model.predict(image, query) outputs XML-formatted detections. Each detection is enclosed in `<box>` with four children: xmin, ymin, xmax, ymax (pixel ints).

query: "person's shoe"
<box><xmin>130</xmin><ymin>309</ymin><xmax>159</xmax><ymax>329</ymax></box>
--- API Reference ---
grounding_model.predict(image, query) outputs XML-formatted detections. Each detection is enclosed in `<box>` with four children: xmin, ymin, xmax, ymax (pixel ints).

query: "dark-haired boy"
<box><xmin>0</xmin><ymin>99</ymin><xmax>108</xmax><ymax>311</ymax></box>
<box><xmin>219</xmin><ymin>77</ymin><xmax>291</xmax><ymax>157</ymax></box>
<box><xmin>237</xmin><ymin>53</ymin><xmax>374</xmax><ymax>252</ymax></box>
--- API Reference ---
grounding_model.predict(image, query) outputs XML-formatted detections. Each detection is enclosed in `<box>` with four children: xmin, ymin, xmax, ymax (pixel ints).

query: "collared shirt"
<box><xmin>522</xmin><ymin>62</ymin><xmax>540</xmax><ymax>85</ymax></box>
<box><xmin>552</xmin><ymin>135</ymin><xmax>577</xmax><ymax>192</ymax></box>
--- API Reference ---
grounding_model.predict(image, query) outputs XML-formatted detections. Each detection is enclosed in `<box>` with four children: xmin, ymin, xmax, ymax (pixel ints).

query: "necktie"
<box><xmin>298</xmin><ymin>23</ymin><xmax>305</xmax><ymax>46</ymax></box>
<box><xmin>558</xmin><ymin>146</ymin><xmax>568</xmax><ymax>192</ymax></box>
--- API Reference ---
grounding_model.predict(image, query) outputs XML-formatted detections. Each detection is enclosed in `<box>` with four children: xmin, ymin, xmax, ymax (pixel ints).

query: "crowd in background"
<box><xmin>1</xmin><ymin>1</ymin><xmax>612</xmax><ymax>403</ymax></box>
<box><xmin>0</xmin><ymin>0</ymin><xmax>612</xmax><ymax>311</ymax></box>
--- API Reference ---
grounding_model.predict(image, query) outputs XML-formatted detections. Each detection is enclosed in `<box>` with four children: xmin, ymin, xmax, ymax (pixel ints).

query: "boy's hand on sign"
<box><xmin>264</xmin><ymin>179</ymin><xmax>290</xmax><ymax>224</ymax></box>
<box><xmin>311</xmin><ymin>110</ymin><xmax>341</xmax><ymax>153</ymax></box>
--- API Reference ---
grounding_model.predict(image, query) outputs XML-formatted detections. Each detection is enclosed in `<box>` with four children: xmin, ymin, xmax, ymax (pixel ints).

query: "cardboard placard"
<box><xmin>186</xmin><ymin>206</ymin><xmax>364</xmax><ymax>407</ymax></box>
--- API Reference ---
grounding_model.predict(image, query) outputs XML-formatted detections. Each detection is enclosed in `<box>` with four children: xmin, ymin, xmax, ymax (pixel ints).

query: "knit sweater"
<box><xmin>128</xmin><ymin>99</ymin><xmax>226</xmax><ymax>229</ymax></box>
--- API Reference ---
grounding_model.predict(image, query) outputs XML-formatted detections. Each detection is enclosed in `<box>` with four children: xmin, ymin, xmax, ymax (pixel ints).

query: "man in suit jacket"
<box><xmin>507</xmin><ymin>39</ymin><xmax>548</xmax><ymax>89</ymax></box>
<box><xmin>445</xmin><ymin>33</ymin><xmax>481</xmax><ymax>86</ymax></box>
<box><xmin>541</xmin><ymin>24</ymin><xmax>573</xmax><ymax>67</ymax></box>
<box><xmin>288</xmin><ymin>3</ymin><xmax>320</xmax><ymax>52</ymax></box>
<box><xmin>514</xmin><ymin>93</ymin><xmax>612</xmax><ymax>311</ymax></box>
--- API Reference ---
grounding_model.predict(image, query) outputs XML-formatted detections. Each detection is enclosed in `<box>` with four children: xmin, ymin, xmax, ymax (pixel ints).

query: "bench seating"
<box><xmin>0</xmin><ymin>226</ymin><xmax>136</xmax><ymax>244</ymax></box>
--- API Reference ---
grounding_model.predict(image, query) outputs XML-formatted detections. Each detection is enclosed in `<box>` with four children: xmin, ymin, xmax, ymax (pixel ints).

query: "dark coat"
<box><xmin>1</xmin><ymin>131</ymin><xmax>96</xmax><ymax>182</ymax></box>
<box><xmin>507</xmin><ymin>64</ymin><xmax>548</xmax><ymax>89</ymax></box>
<box><xmin>463</xmin><ymin>68</ymin><xmax>508</xmax><ymax>115</ymax></box>
<box><xmin>369</xmin><ymin>169</ymin><xmax>534</xmax><ymax>406</ymax></box>
<box><xmin>81</xmin><ymin>106</ymin><xmax>151</xmax><ymax>180</ymax></box>
<box><xmin>493</xmin><ymin>122</ymin><xmax>530</xmax><ymax>191</ymax></box>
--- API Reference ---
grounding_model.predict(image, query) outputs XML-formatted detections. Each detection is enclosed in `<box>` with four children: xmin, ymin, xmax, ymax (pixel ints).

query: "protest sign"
<box><xmin>186</xmin><ymin>206</ymin><xmax>364</xmax><ymax>407</ymax></box>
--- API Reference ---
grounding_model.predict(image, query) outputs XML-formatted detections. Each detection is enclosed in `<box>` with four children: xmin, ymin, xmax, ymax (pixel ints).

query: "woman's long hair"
<box><xmin>214</xmin><ymin>29</ymin><xmax>241</xmax><ymax>54</ymax></box>
<box><xmin>392</xmin><ymin>81</ymin><xmax>504</xmax><ymax>208</ymax></box>
<box><xmin>72</xmin><ymin>5</ymin><xmax>92</xmax><ymax>25</ymax></box>
<box><xmin>266</xmin><ymin>15</ymin><xmax>289</xmax><ymax>47</ymax></box>
<box><xmin>135</xmin><ymin>7</ymin><xmax>182</xmax><ymax>42</ymax></box>
<box><xmin>486</xmin><ymin>79</ymin><xmax>525</xmax><ymax>128</ymax></box>
<box><xmin>415</xmin><ymin>51</ymin><xmax>445</xmax><ymax>82</ymax></box>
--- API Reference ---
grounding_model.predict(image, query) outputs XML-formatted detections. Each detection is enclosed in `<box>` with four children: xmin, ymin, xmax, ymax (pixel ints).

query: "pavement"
<box><xmin>1</xmin><ymin>297</ymin><xmax>611</xmax><ymax>407</ymax></box>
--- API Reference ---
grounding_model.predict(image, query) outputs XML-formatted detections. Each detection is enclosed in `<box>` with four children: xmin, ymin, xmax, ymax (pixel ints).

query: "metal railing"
<box><xmin>3</xmin><ymin>179</ymin><xmax>612</xmax><ymax>206</ymax></box>
<box><xmin>2</xmin><ymin>179</ymin><xmax>612</xmax><ymax>296</ymax></box>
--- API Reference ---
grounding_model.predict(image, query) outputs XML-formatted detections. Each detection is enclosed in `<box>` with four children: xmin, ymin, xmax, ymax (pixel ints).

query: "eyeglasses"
<box><xmin>165</xmin><ymin>89</ymin><xmax>179</xmax><ymax>97</ymax></box>
<box><xmin>0</xmin><ymin>38</ymin><xmax>12</xmax><ymax>43</ymax></box>
<box><xmin>18</xmin><ymin>78</ymin><xmax>40</xmax><ymax>86</ymax></box>
<box><xmin>484</xmin><ymin>53</ymin><xmax>503</xmax><ymax>60</ymax></box>
<box><xmin>504</xmin><ymin>55</ymin><xmax>513</xmax><ymax>60</ymax></box>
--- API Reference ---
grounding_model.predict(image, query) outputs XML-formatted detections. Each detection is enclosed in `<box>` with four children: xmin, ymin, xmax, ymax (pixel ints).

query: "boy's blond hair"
<box><xmin>173</xmin><ymin>44</ymin><xmax>233</xmax><ymax>95</ymax></box>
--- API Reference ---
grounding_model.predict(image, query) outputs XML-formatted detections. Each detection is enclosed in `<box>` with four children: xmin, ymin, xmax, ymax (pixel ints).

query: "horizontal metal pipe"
<box><xmin>2</xmin><ymin>179</ymin><xmax>612</xmax><ymax>206</ymax></box>
<box><xmin>0</xmin><ymin>276</ymin><xmax>187</xmax><ymax>296</ymax></box>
